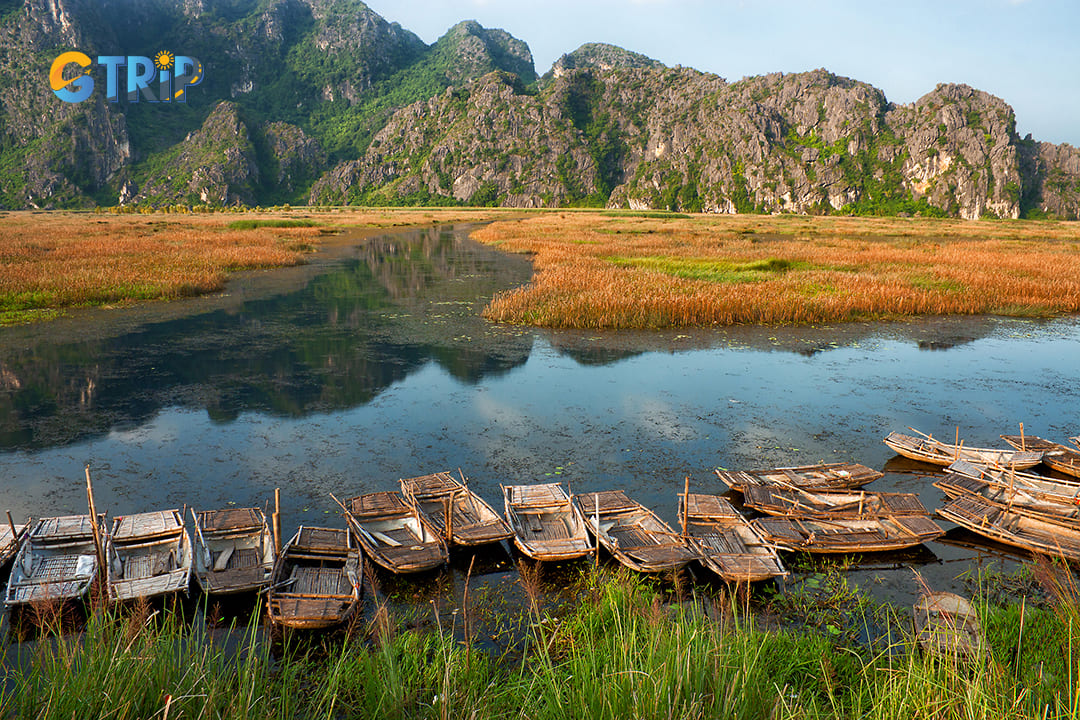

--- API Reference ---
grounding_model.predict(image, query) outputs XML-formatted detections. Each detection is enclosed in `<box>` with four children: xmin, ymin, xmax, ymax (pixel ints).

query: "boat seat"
<box><xmin>526</xmin><ymin>513</ymin><xmax>543</xmax><ymax>533</ymax></box>
<box><xmin>214</xmin><ymin>545</ymin><xmax>235</xmax><ymax>572</ymax></box>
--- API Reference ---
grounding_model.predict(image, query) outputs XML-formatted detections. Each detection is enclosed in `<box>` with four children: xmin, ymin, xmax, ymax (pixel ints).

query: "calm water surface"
<box><xmin>2</xmin><ymin>223</ymin><xmax>1078</xmax><ymax>613</ymax></box>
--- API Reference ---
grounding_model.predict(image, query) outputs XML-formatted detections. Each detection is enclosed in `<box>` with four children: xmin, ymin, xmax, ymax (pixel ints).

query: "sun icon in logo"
<box><xmin>154</xmin><ymin>50</ymin><xmax>174</xmax><ymax>71</ymax></box>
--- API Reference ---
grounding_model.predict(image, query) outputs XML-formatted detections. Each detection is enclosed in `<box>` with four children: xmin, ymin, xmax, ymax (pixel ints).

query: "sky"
<box><xmin>362</xmin><ymin>0</ymin><xmax>1079</xmax><ymax>146</ymax></box>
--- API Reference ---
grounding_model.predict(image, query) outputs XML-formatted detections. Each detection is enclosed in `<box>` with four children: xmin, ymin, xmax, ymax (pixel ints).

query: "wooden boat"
<box><xmin>191</xmin><ymin>507</ymin><xmax>274</xmax><ymax>595</ymax></box>
<box><xmin>680</xmin><ymin>493</ymin><xmax>786</xmax><ymax>582</ymax></box>
<box><xmin>1000</xmin><ymin>434</ymin><xmax>1080</xmax><ymax>478</ymax></box>
<box><xmin>1072</xmin><ymin>436</ymin><xmax>1080</xmax><ymax>451</ymax></box>
<box><xmin>715</xmin><ymin>463</ymin><xmax>882</xmax><ymax>493</ymax></box>
<box><xmin>575</xmin><ymin>490</ymin><xmax>698</xmax><ymax>572</ymax></box>
<box><xmin>503</xmin><ymin>483</ymin><xmax>592</xmax><ymax>561</ymax></box>
<box><xmin>935</xmin><ymin>471</ymin><xmax>1080</xmax><ymax>529</ymax></box>
<box><xmin>914</xmin><ymin>591</ymin><xmax>984</xmax><ymax>657</ymax></box>
<box><xmin>267</xmin><ymin>526</ymin><xmax>361</xmax><ymax>629</ymax></box>
<box><xmin>0</xmin><ymin>519</ymin><xmax>29</xmax><ymax>572</ymax></box>
<box><xmin>883</xmin><ymin>431</ymin><xmax>1043</xmax><ymax>469</ymax></box>
<box><xmin>751</xmin><ymin>515</ymin><xmax>944</xmax><ymax>553</ymax></box>
<box><xmin>343</xmin><ymin>491</ymin><xmax>447</xmax><ymax>573</ymax></box>
<box><xmin>5</xmin><ymin>515</ymin><xmax>101</xmax><ymax>606</ymax></box>
<box><xmin>944</xmin><ymin>459</ymin><xmax>1080</xmax><ymax>506</ymax></box>
<box><xmin>742</xmin><ymin>485</ymin><xmax>929</xmax><ymax>518</ymax></box>
<box><xmin>400</xmin><ymin>472</ymin><xmax>512</xmax><ymax>547</ymax></box>
<box><xmin>936</xmin><ymin>494</ymin><xmax>1080</xmax><ymax>561</ymax></box>
<box><xmin>105</xmin><ymin>509</ymin><xmax>192</xmax><ymax>603</ymax></box>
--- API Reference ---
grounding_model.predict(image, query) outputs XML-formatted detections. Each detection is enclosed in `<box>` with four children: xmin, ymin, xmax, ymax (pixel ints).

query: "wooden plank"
<box><xmin>296</xmin><ymin>527</ymin><xmax>349</xmax><ymax>551</ymax></box>
<box><xmin>200</xmin><ymin>508</ymin><xmax>263</xmax><ymax>533</ymax></box>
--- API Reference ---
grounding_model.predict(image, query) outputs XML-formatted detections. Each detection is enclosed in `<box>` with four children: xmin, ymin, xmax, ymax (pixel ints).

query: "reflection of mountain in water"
<box><xmin>0</xmin><ymin>227</ymin><xmax>534</xmax><ymax>451</ymax></box>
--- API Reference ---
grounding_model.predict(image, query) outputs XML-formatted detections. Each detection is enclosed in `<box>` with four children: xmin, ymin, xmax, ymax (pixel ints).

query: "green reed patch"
<box><xmin>227</xmin><ymin>219</ymin><xmax>322</xmax><ymax>230</ymax></box>
<box><xmin>607</xmin><ymin>255</ymin><xmax>808</xmax><ymax>283</ymax></box>
<box><xmin>910</xmin><ymin>273</ymin><xmax>965</xmax><ymax>293</ymax></box>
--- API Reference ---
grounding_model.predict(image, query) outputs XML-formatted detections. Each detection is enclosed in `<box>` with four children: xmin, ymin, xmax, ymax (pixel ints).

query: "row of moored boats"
<box><xmin>2</xmin><ymin>431</ymin><xmax>1078</xmax><ymax>630</ymax></box>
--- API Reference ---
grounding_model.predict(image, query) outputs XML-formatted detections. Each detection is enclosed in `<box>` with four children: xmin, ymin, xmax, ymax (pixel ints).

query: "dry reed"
<box><xmin>474</xmin><ymin>213</ymin><xmax>1080</xmax><ymax>328</ymax></box>
<box><xmin>0</xmin><ymin>207</ymin><xmax>518</xmax><ymax>324</ymax></box>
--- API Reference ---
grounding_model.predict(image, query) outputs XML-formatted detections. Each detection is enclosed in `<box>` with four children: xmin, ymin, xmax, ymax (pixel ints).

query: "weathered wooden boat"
<box><xmin>503</xmin><ymin>483</ymin><xmax>593</xmax><ymax>561</ymax></box>
<box><xmin>742</xmin><ymin>485</ymin><xmax>929</xmax><ymax>518</ymax></box>
<box><xmin>914</xmin><ymin>591</ymin><xmax>984</xmax><ymax>657</ymax></box>
<box><xmin>343</xmin><ymin>491</ymin><xmax>447</xmax><ymax>573</ymax></box>
<box><xmin>105</xmin><ymin>509</ymin><xmax>192</xmax><ymax>603</ymax></box>
<box><xmin>0</xmin><ymin>518</ymin><xmax>29</xmax><ymax>572</ymax></box>
<box><xmin>883</xmin><ymin>431</ymin><xmax>1043</xmax><ymax>469</ymax></box>
<box><xmin>267</xmin><ymin>526</ymin><xmax>361</xmax><ymax>629</ymax></box>
<box><xmin>192</xmin><ymin>507</ymin><xmax>274</xmax><ymax>595</ymax></box>
<box><xmin>936</xmin><ymin>470</ymin><xmax>1080</xmax><ymax>525</ymax></box>
<box><xmin>751</xmin><ymin>515</ymin><xmax>944</xmax><ymax>553</ymax></box>
<box><xmin>401</xmin><ymin>472</ymin><xmax>512</xmax><ymax>547</ymax></box>
<box><xmin>944</xmin><ymin>459</ymin><xmax>1080</xmax><ymax>506</ymax></box>
<box><xmin>1000</xmin><ymin>434</ymin><xmax>1080</xmax><ymax>478</ymax></box>
<box><xmin>575</xmin><ymin>490</ymin><xmax>698</xmax><ymax>573</ymax></box>
<box><xmin>5</xmin><ymin>515</ymin><xmax>101</xmax><ymax>606</ymax></box>
<box><xmin>936</xmin><ymin>493</ymin><xmax>1080</xmax><ymax>561</ymax></box>
<box><xmin>680</xmin><ymin>493</ymin><xmax>786</xmax><ymax>582</ymax></box>
<box><xmin>715</xmin><ymin>463</ymin><xmax>882</xmax><ymax>493</ymax></box>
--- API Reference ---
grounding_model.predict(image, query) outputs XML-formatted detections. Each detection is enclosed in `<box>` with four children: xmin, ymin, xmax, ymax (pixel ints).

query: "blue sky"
<box><xmin>362</xmin><ymin>0</ymin><xmax>1079</xmax><ymax>146</ymax></box>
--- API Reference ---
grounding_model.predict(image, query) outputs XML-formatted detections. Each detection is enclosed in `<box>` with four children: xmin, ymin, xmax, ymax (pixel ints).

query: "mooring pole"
<box><xmin>681</xmin><ymin>477</ymin><xmax>690</xmax><ymax>537</ymax></box>
<box><xmin>6</xmin><ymin>510</ymin><xmax>18</xmax><ymax>542</ymax></box>
<box><xmin>272</xmin><ymin>488</ymin><xmax>282</xmax><ymax>555</ymax></box>
<box><xmin>85</xmin><ymin>464</ymin><xmax>106</xmax><ymax>579</ymax></box>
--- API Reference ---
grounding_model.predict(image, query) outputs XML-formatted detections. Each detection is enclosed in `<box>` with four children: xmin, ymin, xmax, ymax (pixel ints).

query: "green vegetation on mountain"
<box><xmin>0</xmin><ymin>0</ymin><xmax>1078</xmax><ymax>218</ymax></box>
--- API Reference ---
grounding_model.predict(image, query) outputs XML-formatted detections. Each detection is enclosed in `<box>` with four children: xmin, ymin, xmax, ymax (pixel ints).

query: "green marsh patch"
<box><xmin>910</xmin><ymin>273</ymin><xmax>965</xmax><ymax>293</ymax></box>
<box><xmin>607</xmin><ymin>255</ymin><xmax>809</xmax><ymax>283</ymax></box>
<box><xmin>227</xmin><ymin>219</ymin><xmax>322</xmax><ymax>230</ymax></box>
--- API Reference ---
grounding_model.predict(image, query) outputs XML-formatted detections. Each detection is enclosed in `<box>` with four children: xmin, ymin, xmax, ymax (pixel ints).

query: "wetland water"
<box><xmin>1</xmin><ymin>223</ymin><xmax>1079</xmax><ymax>613</ymax></box>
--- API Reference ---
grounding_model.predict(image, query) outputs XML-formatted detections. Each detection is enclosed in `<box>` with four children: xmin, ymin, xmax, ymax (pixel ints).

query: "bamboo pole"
<box><xmin>6</xmin><ymin>511</ymin><xmax>18</xmax><ymax>542</ymax></box>
<box><xmin>1019</xmin><ymin>422</ymin><xmax>1026</xmax><ymax>451</ymax></box>
<box><xmin>681</xmin><ymin>477</ymin><xmax>690</xmax><ymax>537</ymax></box>
<box><xmin>594</xmin><ymin>493</ymin><xmax>600</xmax><ymax>572</ymax></box>
<box><xmin>955</xmin><ymin>426</ymin><xmax>961</xmax><ymax>461</ymax></box>
<box><xmin>84</xmin><ymin>464</ymin><xmax>105</xmax><ymax>580</ymax></box>
<box><xmin>445</xmin><ymin>492</ymin><xmax>454</xmax><ymax>544</ymax></box>
<box><xmin>273</xmin><ymin>488</ymin><xmax>282</xmax><ymax>555</ymax></box>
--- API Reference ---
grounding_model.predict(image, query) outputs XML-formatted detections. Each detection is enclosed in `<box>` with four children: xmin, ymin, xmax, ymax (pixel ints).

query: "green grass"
<box><xmin>226</xmin><ymin>219</ymin><xmax>323</xmax><ymax>230</ymax></box>
<box><xmin>910</xmin><ymin>273</ymin><xmax>966</xmax><ymax>293</ymax></box>
<box><xmin>607</xmin><ymin>255</ymin><xmax>808</xmax><ymax>283</ymax></box>
<box><xmin>2</xmin><ymin>568</ymin><xmax>1077</xmax><ymax>719</ymax></box>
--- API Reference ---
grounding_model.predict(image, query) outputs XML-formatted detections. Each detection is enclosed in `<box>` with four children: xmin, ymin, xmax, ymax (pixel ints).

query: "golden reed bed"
<box><xmin>474</xmin><ymin>213</ymin><xmax>1080</xmax><ymax>328</ymax></box>
<box><xmin>0</xmin><ymin>208</ymin><xmax>517</xmax><ymax>325</ymax></box>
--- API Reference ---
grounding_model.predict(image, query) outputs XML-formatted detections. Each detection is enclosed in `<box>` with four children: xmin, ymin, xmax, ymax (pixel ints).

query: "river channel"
<box><xmin>2</xmin><ymin>222</ymin><xmax>1079</xmax><ymax>621</ymax></box>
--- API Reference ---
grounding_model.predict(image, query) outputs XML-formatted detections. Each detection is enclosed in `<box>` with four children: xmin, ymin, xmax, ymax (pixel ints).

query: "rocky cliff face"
<box><xmin>1</xmin><ymin>0</ymin><xmax>1078</xmax><ymax>217</ymax></box>
<box><xmin>310</xmin><ymin>72</ymin><xmax>599</xmax><ymax>206</ymax></box>
<box><xmin>324</xmin><ymin>63</ymin><xmax>1053</xmax><ymax>219</ymax></box>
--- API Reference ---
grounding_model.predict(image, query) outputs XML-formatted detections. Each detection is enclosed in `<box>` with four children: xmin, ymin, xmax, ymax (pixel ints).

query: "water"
<box><xmin>2</xmin><ymin>222</ymin><xmax>1078</xmax><ymax>616</ymax></box>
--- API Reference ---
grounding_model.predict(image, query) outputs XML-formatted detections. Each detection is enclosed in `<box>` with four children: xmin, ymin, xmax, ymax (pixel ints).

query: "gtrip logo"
<box><xmin>50</xmin><ymin>51</ymin><xmax>203</xmax><ymax>103</ymax></box>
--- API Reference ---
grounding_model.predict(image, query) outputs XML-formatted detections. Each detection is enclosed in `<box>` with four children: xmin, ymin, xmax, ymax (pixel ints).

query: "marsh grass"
<box><xmin>0</xmin><ymin>208</ymin><xmax>518</xmax><ymax>325</ymax></box>
<box><xmin>475</xmin><ymin>213</ymin><xmax>1080</xmax><ymax>327</ymax></box>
